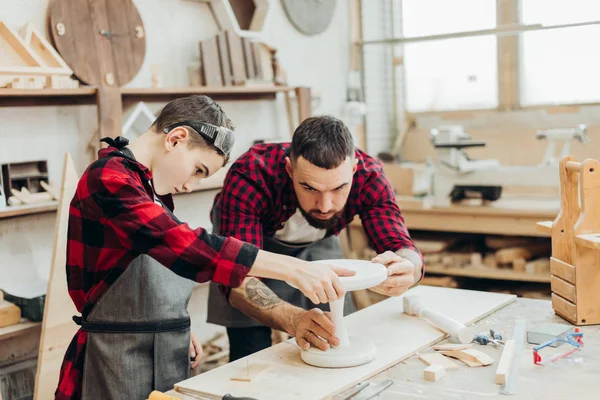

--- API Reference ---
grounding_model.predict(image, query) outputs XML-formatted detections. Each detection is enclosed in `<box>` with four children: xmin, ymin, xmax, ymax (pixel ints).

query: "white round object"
<box><xmin>301</xmin><ymin>336</ymin><xmax>377</xmax><ymax>368</ymax></box>
<box><xmin>315</xmin><ymin>259</ymin><xmax>387</xmax><ymax>291</ymax></box>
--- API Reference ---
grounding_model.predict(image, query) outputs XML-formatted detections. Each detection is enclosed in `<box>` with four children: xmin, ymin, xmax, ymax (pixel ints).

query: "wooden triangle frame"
<box><xmin>21</xmin><ymin>22</ymin><xmax>72</xmax><ymax>75</ymax></box>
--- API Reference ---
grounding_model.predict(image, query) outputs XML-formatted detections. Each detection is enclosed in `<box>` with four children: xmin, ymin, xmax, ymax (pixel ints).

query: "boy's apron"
<box><xmin>207</xmin><ymin>201</ymin><xmax>356</xmax><ymax>328</ymax></box>
<box><xmin>74</xmin><ymin>144</ymin><xmax>196</xmax><ymax>399</ymax></box>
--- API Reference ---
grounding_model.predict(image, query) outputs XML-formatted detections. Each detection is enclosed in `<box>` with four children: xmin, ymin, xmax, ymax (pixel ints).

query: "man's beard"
<box><xmin>299</xmin><ymin>206</ymin><xmax>343</xmax><ymax>230</ymax></box>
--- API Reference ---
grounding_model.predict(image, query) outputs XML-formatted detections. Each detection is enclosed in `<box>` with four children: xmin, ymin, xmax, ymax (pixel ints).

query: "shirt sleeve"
<box><xmin>90</xmin><ymin>166</ymin><xmax>258</xmax><ymax>287</ymax></box>
<box><xmin>358</xmin><ymin>172</ymin><xmax>424</xmax><ymax>267</ymax></box>
<box><xmin>216</xmin><ymin>169</ymin><xmax>266</xmax><ymax>248</ymax></box>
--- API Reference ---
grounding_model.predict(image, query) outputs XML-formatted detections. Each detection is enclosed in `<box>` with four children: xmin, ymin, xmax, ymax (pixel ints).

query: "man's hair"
<box><xmin>152</xmin><ymin>95</ymin><xmax>234</xmax><ymax>161</ymax></box>
<box><xmin>290</xmin><ymin>115</ymin><xmax>354</xmax><ymax>169</ymax></box>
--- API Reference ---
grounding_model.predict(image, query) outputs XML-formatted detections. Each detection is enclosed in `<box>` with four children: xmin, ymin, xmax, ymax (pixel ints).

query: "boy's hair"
<box><xmin>152</xmin><ymin>95</ymin><xmax>234</xmax><ymax>162</ymax></box>
<box><xmin>290</xmin><ymin>115</ymin><xmax>354</xmax><ymax>169</ymax></box>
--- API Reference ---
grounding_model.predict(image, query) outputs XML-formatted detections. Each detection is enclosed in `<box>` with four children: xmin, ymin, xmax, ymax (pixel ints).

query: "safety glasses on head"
<box><xmin>163</xmin><ymin>120</ymin><xmax>234</xmax><ymax>155</ymax></box>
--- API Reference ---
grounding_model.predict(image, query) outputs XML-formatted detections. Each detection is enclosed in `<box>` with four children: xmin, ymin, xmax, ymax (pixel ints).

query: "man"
<box><xmin>208</xmin><ymin>115</ymin><xmax>423</xmax><ymax>361</ymax></box>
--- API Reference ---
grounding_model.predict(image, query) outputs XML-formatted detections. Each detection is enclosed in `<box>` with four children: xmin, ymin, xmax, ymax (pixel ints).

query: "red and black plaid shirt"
<box><xmin>213</xmin><ymin>142</ymin><xmax>421</xmax><ymax>257</ymax></box>
<box><xmin>56</xmin><ymin>146</ymin><xmax>258</xmax><ymax>400</ymax></box>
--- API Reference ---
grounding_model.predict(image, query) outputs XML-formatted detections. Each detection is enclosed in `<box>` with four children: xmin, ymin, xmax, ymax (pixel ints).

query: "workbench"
<box><xmin>167</xmin><ymin>297</ymin><xmax>599</xmax><ymax>399</ymax></box>
<box><xmin>371</xmin><ymin>195</ymin><xmax>560</xmax><ymax>238</ymax></box>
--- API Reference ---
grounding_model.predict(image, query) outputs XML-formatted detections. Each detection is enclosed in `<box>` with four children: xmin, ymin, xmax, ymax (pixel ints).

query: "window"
<box><xmin>402</xmin><ymin>0</ymin><xmax>498</xmax><ymax>112</ymax></box>
<box><xmin>520</xmin><ymin>0</ymin><xmax>600</xmax><ymax>105</ymax></box>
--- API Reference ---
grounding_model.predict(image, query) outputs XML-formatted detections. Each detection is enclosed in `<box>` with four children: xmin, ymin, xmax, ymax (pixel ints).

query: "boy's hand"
<box><xmin>190</xmin><ymin>332</ymin><xmax>203</xmax><ymax>369</ymax></box>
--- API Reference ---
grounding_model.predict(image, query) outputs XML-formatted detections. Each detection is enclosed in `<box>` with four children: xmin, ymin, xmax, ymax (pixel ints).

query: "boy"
<box><xmin>55</xmin><ymin>96</ymin><xmax>351</xmax><ymax>399</ymax></box>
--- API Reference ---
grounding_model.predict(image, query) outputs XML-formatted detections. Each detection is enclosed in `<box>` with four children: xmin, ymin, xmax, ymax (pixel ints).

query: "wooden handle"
<box><xmin>566</xmin><ymin>161</ymin><xmax>582</xmax><ymax>173</ymax></box>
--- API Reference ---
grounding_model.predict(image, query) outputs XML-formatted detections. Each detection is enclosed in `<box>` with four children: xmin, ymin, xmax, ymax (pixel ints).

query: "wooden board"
<box><xmin>175</xmin><ymin>286</ymin><xmax>516</xmax><ymax>400</ymax></box>
<box><xmin>48</xmin><ymin>0</ymin><xmax>146</xmax><ymax>86</ymax></box>
<box><xmin>215</xmin><ymin>32</ymin><xmax>232</xmax><ymax>86</ymax></box>
<box><xmin>200</xmin><ymin>35</ymin><xmax>223</xmax><ymax>86</ymax></box>
<box><xmin>241</xmin><ymin>37</ymin><xmax>256</xmax><ymax>79</ymax></box>
<box><xmin>33</xmin><ymin>154</ymin><xmax>79</xmax><ymax>400</ymax></box>
<box><xmin>225</xmin><ymin>31</ymin><xmax>245</xmax><ymax>85</ymax></box>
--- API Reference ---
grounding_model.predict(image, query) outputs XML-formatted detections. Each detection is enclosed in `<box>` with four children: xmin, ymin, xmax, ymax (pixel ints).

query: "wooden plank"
<box><xmin>34</xmin><ymin>154</ymin><xmax>79</xmax><ymax>400</ymax></box>
<box><xmin>0</xmin><ymin>202</ymin><xmax>58</xmax><ymax>219</ymax></box>
<box><xmin>295</xmin><ymin>87</ymin><xmax>312</xmax><ymax>123</ymax></box>
<box><xmin>241</xmin><ymin>37</ymin><xmax>256</xmax><ymax>79</ymax></box>
<box><xmin>550</xmin><ymin>257</ymin><xmax>575</xmax><ymax>284</ymax></box>
<box><xmin>551</xmin><ymin>275</ymin><xmax>576</xmax><ymax>303</ymax></box>
<box><xmin>496</xmin><ymin>0</ymin><xmax>520</xmax><ymax>110</ymax></box>
<box><xmin>175</xmin><ymin>286</ymin><xmax>516</xmax><ymax>400</ymax></box>
<box><xmin>0</xmin><ymin>321</ymin><xmax>41</xmax><ymax>365</ymax></box>
<box><xmin>200</xmin><ymin>35</ymin><xmax>223</xmax><ymax>86</ymax></box>
<box><xmin>495</xmin><ymin>339</ymin><xmax>515</xmax><ymax>385</ymax></box>
<box><xmin>97</xmin><ymin>85</ymin><xmax>123</xmax><ymax>139</ymax></box>
<box><xmin>418</xmin><ymin>352</ymin><xmax>460</xmax><ymax>370</ymax></box>
<box><xmin>551</xmin><ymin>293</ymin><xmax>577</xmax><ymax>324</ymax></box>
<box><xmin>224</xmin><ymin>31</ymin><xmax>246</xmax><ymax>85</ymax></box>
<box><xmin>425</xmin><ymin>265</ymin><xmax>550</xmax><ymax>283</ymax></box>
<box><xmin>216</xmin><ymin>32</ymin><xmax>232</xmax><ymax>86</ymax></box>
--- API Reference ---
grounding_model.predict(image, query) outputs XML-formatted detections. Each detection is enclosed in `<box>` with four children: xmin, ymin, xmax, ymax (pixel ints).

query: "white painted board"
<box><xmin>175</xmin><ymin>285</ymin><xmax>516</xmax><ymax>400</ymax></box>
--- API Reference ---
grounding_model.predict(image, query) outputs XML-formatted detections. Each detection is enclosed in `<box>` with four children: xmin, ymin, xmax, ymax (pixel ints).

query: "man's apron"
<box><xmin>74</xmin><ymin>149</ymin><xmax>196</xmax><ymax>399</ymax></box>
<box><xmin>207</xmin><ymin>203</ymin><xmax>356</xmax><ymax>328</ymax></box>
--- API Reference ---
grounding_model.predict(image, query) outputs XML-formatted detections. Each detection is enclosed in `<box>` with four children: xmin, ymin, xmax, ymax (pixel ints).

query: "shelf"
<box><xmin>120</xmin><ymin>85</ymin><xmax>295</xmax><ymax>105</ymax></box>
<box><xmin>426</xmin><ymin>265</ymin><xmax>551</xmax><ymax>283</ymax></box>
<box><xmin>0</xmin><ymin>202</ymin><xmax>58</xmax><ymax>219</ymax></box>
<box><xmin>0</xmin><ymin>88</ymin><xmax>98</xmax><ymax>107</ymax></box>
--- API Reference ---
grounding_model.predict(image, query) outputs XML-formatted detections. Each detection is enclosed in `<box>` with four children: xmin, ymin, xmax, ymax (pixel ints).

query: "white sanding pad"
<box><xmin>301</xmin><ymin>336</ymin><xmax>377</xmax><ymax>368</ymax></box>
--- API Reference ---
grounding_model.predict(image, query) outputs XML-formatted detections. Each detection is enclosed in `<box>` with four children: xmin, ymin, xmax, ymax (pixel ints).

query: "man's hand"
<box><xmin>370</xmin><ymin>251</ymin><xmax>419</xmax><ymax>297</ymax></box>
<box><xmin>190</xmin><ymin>332</ymin><xmax>203</xmax><ymax>369</ymax></box>
<box><xmin>292</xmin><ymin>308</ymin><xmax>340</xmax><ymax>351</ymax></box>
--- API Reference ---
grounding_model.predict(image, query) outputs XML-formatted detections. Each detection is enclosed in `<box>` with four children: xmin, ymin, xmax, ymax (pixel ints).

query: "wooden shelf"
<box><xmin>120</xmin><ymin>85</ymin><xmax>295</xmax><ymax>105</ymax></box>
<box><xmin>0</xmin><ymin>202</ymin><xmax>58</xmax><ymax>219</ymax></box>
<box><xmin>0</xmin><ymin>87</ymin><xmax>98</xmax><ymax>107</ymax></box>
<box><xmin>426</xmin><ymin>265</ymin><xmax>551</xmax><ymax>283</ymax></box>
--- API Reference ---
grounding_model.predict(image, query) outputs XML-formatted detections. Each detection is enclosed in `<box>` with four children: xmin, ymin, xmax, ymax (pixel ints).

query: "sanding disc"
<box><xmin>281</xmin><ymin>0</ymin><xmax>337</xmax><ymax>36</ymax></box>
<box><xmin>48</xmin><ymin>0</ymin><xmax>146</xmax><ymax>86</ymax></box>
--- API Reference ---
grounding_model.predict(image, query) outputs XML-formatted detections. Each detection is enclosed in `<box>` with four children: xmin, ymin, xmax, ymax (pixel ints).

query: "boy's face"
<box><xmin>152</xmin><ymin>127</ymin><xmax>225</xmax><ymax>195</ymax></box>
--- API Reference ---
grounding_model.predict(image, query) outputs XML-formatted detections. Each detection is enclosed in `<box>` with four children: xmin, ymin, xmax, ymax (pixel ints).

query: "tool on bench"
<box><xmin>339</xmin><ymin>382</ymin><xmax>370</xmax><ymax>399</ymax></box>
<box><xmin>350</xmin><ymin>379</ymin><xmax>393</xmax><ymax>400</ymax></box>
<box><xmin>533</xmin><ymin>328</ymin><xmax>584</xmax><ymax>366</ymax></box>
<box><xmin>473</xmin><ymin>329</ymin><xmax>504</xmax><ymax>347</ymax></box>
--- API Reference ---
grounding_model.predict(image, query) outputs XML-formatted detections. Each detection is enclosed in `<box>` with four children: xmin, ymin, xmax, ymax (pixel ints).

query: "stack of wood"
<box><xmin>484</xmin><ymin>236</ymin><xmax>550</xmax><ymax>274</ymax></box>
<box><xmin>0</xmin><ymin>21</ymin><xmax>79</xmax><ymax>89</ymax></box>
<box><xmin>194</xmin><ymin>332</ymin><xmax>230</xmax><ymax>375</ymax></box>
<box><xmin>198</xmin><ymin>30</ymin><xmax>285</xmax><ymax>87</ymax></box>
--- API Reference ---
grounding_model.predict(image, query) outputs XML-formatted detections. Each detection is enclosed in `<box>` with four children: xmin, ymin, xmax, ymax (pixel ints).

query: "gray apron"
<box><xmin>74</xmin><ymin>148</ymin><xmax>196</xmax><ymax>399</ymax></box>
<box><xmin>207</xmin><ymin>203</ymin><xmax>356</xmax><ymax>328</ymax></box>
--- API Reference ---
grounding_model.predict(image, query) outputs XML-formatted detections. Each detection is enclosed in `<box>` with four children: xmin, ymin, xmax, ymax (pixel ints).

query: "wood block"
<box><xmin>200</xmin><ymin>35</ymin><xmax>223</xmax><ymax>86</ymax></box>
<box><xmin>424</xmin><ymin>364</ymin><xmax>445</xmax><ymax>382</ymax></box>
<box><xmin>418</xmin><ymin>352</ymin><xmax>460</xmax><ymax>370</ymax></box>
<box><xmin>230</xmin><ymin>363</ymin><xmax>272</xmax><ymax>382</ymax></box>
<box><xmin>551</xmin><ymin>275</ymin><xmax>576</xmax><ymax>303</ymax></box>
<box><xmin>470</xmin><ymin>253</ymin><xmax>483</xmax><ymax>267</ymax></box>
<box><xmin>526</xmin><ymin>258</ymin><xmax>550</xmax><ymax>274</ymax></box>
<box><xmin>495</xmin><ymin>247</ymin><xmax>531</xmax><ymax>264</ymax></box>
<box><xmin>513</xmin><ymin>258</ymin><xmax>526</xmax><ymax>272</ymax></box>
<box><xmin>0</xmin><ymin>301</ymin><xmax>21</xmax><ymax>328</ymax></box>
<box><xmin>550</xmin><ymin>257</ymin><xmax>575</xmax><ymax>284</ymax></box>
<box><xmin>484</xmin><ymin>254</ymin><xmax>498</xmax><ymax>268</ymax></box>
<box><xmin>495</xmin><ymin>339</ymin><xmax>515</xmax><ymax>385</ymax></box>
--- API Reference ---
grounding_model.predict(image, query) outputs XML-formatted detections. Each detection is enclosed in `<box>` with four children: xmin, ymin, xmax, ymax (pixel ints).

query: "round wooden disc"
<box><xmin>48</xmin><ymin>0</ymin><xmax>146</xmax><ymax>86</ymax></box>
<box><xmin>281</xmin><ymin>0</ymin><xmax>337</xmax><ymax>36</ymax></box>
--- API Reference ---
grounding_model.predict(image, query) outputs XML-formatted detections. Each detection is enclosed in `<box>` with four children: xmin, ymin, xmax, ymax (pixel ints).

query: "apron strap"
<box><xmin>72</xmin><ymin>315</ymin><xmax>190</xmax><ymax>334</ymax></box>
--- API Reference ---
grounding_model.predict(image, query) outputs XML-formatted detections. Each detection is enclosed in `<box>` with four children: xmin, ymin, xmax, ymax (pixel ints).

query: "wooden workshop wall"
<box><xmin>0</xmin><ymin>0</ymin><xmax>352</xmax><ymax>338</ymax></box>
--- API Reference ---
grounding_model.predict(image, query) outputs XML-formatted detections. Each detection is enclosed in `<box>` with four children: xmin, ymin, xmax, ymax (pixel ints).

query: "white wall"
<box><xmin>0</xmin><ymin>0</ymin><xmax>351</xmax><ymax>289</ymax></box>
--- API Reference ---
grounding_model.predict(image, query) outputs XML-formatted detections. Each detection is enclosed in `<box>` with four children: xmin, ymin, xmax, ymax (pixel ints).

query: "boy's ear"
<box><xmin>164</xmin><ymin>127</ymin><xmax>189</xmax><ymax>151</ymax></box>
